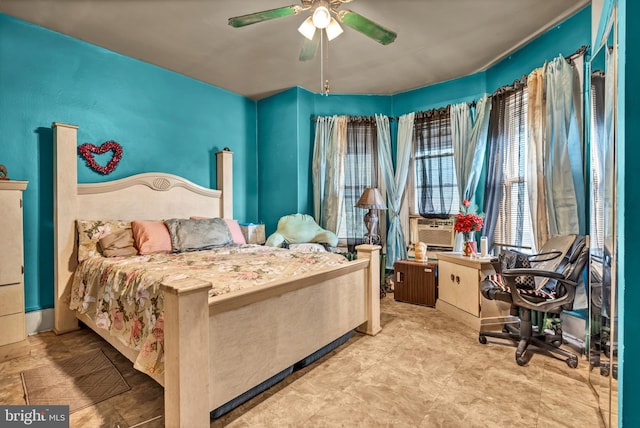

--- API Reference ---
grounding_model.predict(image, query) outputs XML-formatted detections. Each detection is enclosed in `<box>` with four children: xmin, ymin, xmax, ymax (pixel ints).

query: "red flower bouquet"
<box><xmin>455</xmin><ymin>200</ymin><xmax>484</xmax><ymax>256</ymax></box>
<box><xmin>454</xmin><ymin>199</ymin><xmax>484</xmax><ymax>233</ymax></box>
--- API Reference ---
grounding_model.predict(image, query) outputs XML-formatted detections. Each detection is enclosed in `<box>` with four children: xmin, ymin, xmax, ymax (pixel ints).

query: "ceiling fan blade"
<box><xmin>336</xmin><ymin>9</ymin><xmax>397</xmax><ymax>45</ymax></box>
<box><xmin>228</xmin><ymin>5</ymin><xmax>303</xmax><ymax>28</ymax></box>
<box><xmin>299</xmin><ymin>31</ymin><xmax>320</xmax><ymax>61</ymax></box>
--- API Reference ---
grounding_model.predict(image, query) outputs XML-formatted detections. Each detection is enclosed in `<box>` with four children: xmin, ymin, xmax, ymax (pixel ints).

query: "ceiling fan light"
<box><xmin>298</xmin><ymin>16</ymin><xmax>316</xmax><ymax>40</ymax></box>
<box><xmin>312</xmin><ymin>6</ymin><xmax>331</xmax><ymax>29</ymax></box>
<box><xmin>326</xmin><ymin>18</ymin><xmax>343</xmax><ymax>41</ymax></box>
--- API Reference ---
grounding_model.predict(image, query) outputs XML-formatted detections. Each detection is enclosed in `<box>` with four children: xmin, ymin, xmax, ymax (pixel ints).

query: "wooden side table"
<box><xmin>393</xmin><ymin>259</ymin><xmax>438</xmax><ymax>307</ymax></box>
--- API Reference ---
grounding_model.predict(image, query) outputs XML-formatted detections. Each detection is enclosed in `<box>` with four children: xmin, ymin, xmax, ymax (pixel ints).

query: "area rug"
<box><xmin>21</xmin><ymin>349</ymin><xmax>130</xmax><ymax>413</ymax></box>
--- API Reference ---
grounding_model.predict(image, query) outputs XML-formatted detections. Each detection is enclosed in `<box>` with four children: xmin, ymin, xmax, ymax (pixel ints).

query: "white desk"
<box><xmin>435</xmin><ymin>252</ymin><xmax>516</xmax><ymax>331</ymax></box>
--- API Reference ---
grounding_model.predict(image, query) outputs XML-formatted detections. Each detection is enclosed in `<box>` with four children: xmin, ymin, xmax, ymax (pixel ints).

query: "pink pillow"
<box><xmin>190</xmin><ymin>217</ymin><xmax>246</xmax><ymax>245</ymax></box>
<box><xmin>224</xmin><ymin>219</ymin><xmax>246</xmax><ymax>245</ymax></box>
<box><xmin>131</xmin><ymin>220</ymin><xmax>172</xmax><ymax>255</ymax></box>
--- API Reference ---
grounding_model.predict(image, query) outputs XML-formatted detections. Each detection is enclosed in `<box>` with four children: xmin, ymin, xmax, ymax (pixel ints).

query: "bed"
<box><xmin>51</xmin><ymin>122</ymin><xmax>381</xmax><ymax>427</ymax></box>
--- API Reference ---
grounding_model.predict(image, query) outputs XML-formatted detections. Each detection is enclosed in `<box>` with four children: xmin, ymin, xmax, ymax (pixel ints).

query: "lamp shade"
<box><xmin>298</xmin><ymin>16</ymin><xmax>316</xmax><ymax>40</ymax></box>
<box><xmin>326</xmin><ymin>17</ymin><xmax>343</xmax><ymax>41</ymax></box>
<box><xmin>355</xmin><ymin>188</ymin><xmax>387</xmax><ymax>210</ymax></box>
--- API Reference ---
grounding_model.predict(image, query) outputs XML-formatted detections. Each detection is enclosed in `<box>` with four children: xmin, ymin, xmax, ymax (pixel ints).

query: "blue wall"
<box><xmin>257</xmin><ymin>89</ymin><xmax>392</xmax><ymax>234</ymax></box>
<box><xmin>257</xmin><ymin>87</ymin><xmax>302</xmax><ymax>233</ymax></box>
<box><xmin>392</xmin><ymin>72</ymin><xmax>486</xmax><ymax>117</ymax></box>
<box><xmin>0</xmin><ymin>14</ymin><xmax>258</xmax><ymax>312</ymax></box>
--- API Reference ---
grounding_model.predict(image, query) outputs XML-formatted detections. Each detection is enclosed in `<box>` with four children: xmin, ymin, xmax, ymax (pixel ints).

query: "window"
<box><xmin>337</xmin><ymin>119</ymin><xmax>379</xmax><ymax>248</ymax></box>
<box><xmin>493</xmin><ymin>88</ymin><xmax>534</xmax><ymax>250</ymax></box>
<box><xmin>590</xmin><ymin>72</ymin><xmax>606</xmax><ymax>253</ymax></box>
<box><xmin>412</xmin><ymin>109</ymin><xmax>459</xmax><ymax>217</ymax></box>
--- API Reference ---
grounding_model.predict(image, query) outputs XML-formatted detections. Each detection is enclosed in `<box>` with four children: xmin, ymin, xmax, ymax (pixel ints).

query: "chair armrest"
<box><xmin>502</xmin><ymin>268</ymin><xmax>565</xmax><ymax>280</ymax></box>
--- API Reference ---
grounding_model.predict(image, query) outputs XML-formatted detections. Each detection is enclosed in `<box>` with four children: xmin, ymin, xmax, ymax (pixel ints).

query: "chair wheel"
<box><xmin>516</xmin><ymin>350</ymin><xmax>532</xmax><ymax>366</ymax></box>
<box><xmin>550</xmin><ymin>339</ymin><xmax>562</xmax><ymax>348</ymax></box>
<box><xmin>479</xmin><ymin>335</ymin><xmax>487</xmax><ymax>344</ymax></box>
<box><xmin>566</xmin><ymin>356</ymin><xmax>578</xmax><ymax>369</ymax></box>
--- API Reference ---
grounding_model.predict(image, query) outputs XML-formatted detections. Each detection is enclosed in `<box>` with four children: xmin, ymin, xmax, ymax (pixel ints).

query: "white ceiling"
<box><xmin>0</xmin><ymin>0</ymin><xmax>589</xmax><ymax>100</ymax></box>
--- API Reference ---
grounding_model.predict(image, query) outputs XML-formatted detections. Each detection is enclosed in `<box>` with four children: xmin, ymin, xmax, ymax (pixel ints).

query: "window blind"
<box><xmin>412</xmin><ymin>109</ymin><xmax>459</xmax><ymax>217</ymax></box>
<box><xmin>494</xmin><ymin>88</ymin><xmax>534</xmax><ymax>250</ymax></box>
<box><xmin>590</xmin><ymin>75</ymin><xmax>606</xmax><ymax>252</ymax></box>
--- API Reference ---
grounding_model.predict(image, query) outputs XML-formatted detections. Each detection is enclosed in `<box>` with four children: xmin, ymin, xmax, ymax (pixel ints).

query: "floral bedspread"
<box><xmin>70</xmin><ymin>245</ymin><xmax>348</xmax><ymax>375</ymax></box>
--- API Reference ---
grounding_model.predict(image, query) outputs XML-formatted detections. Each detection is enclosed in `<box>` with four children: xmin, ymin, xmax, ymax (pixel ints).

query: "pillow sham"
<box><xmin>189</xmin><ymin>217</ymin><xmax>246</xmax><ymax>245</ymax></box>
<box><xmin>76</xmin><ymin>220</ymin><xmax>132</xmax><ymax>262</ymax></box>
<box><xmin>165</xmin><ymin>217</ymin><xmax>233</xmax><ymax>252</ymax></box>
<box><xmin>131</xmin><ymin>220</ymin><xmax>172</xmax><ymax>255</ymax></box>
<box><xmin>98</xmin><ymin>229</ymin><xmax>138</xmax><ymax>257</ymax></box>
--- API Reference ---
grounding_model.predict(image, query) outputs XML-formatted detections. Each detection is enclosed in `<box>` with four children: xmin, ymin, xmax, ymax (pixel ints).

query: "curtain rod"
<box><xmin>413</xmin><ymin>98</ymin><xmax>479</xmax><ymax>119</ymax></box>
<box><xmin>493</xmin><ymin>75</ymin><xmax>528</xmax><ymax>96</ymax></box>
<box><xmin>414</xmin><ymin>105</ymin><xmax>450</xmax><ymax>119</ymax></box>
<box><xmin>310</xmin><ymin>115</ymin><xmax>396</xmax><ymax>122</ymax></box>
<box><xmin>312</xmin><ymin>45</ymin><xmax>590</xmax><ymax>123</ymax></box>
<box><xmin>566</xmin><ymin>45</ymin><xmax>589</xmax><ymax>65</ymax></box>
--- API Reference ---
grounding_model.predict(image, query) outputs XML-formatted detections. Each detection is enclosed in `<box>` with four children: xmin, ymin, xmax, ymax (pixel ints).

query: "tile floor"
<box><xmin>0</xmin><ymin>295</ymin><xmax>606</xmax><ymax>427</ymax></box>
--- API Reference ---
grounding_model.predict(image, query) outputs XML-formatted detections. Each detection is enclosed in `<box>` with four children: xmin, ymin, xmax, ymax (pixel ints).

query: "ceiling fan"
<box><xmin>228</xmin><ymin>0</ymin><xmax>397</xmax><ymax>61</ymax></box>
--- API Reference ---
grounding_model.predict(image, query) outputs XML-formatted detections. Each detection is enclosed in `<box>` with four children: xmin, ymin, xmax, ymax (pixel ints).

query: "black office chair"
<box><xmin>479</xmin><ymin>235</ymin><xmax>589</xmax><ymax>368</ymax></box>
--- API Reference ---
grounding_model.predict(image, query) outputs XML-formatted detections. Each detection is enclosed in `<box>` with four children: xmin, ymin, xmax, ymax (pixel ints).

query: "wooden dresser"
<box><xmin>436</xmin><ymin>252</ymin><xmax>515</xmax><ymax>331</ymax></box>
<box><xmin>0</xmin><ymin>181</ymin><xmax>30</xmax><ymax>361</ymax></box>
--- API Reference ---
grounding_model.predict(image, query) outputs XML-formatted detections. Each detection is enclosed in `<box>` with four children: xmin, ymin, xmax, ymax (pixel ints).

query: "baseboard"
<box><xmin>25</xmin><ymin>308</ymin><xmax>55</xmax><ymax>335</ymax></box>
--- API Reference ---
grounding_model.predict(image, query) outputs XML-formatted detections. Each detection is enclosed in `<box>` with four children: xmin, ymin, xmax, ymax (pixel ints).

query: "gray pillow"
<box><xmin>164</xmin><ymin>218</ymin><xmax>233</xmax><ymax>253</ymax></box>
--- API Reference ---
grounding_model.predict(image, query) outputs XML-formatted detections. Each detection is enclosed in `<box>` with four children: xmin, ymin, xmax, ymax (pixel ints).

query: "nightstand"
<box><xmin>393</xmin><ymin>259</ymin><xmax>438</xmax><ymax>307</ymax></box>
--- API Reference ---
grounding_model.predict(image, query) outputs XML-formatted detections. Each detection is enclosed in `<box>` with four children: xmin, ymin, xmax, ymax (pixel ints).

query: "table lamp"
<box><xmin>355</xmin><ymin>187</ymin><xmax>387</xmax><ymax>244</ymax></box>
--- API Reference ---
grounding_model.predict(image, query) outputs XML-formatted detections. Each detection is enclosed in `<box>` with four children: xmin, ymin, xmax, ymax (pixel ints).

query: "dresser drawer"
<box><xmin>0</xmin><ymin>283</ymin><xmax>23</xmax><ymax>317</ymax></box>
<box><xmin>0</xmin><ymin>312</ymin><xmax>26</xmax><ymax>346</ymax></box>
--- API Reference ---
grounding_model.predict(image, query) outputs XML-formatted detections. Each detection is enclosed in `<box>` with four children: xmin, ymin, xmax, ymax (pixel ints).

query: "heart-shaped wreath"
<box><xmin>78</xmin><ymin>141</ymin><xmax>123</xmax><ymax>175</ymax></box>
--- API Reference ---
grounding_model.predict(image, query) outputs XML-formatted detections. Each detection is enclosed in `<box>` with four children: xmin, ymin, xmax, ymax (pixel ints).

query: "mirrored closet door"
<box><xmin>588</xmin><ymin>4</ymin><xmax>618</xmax><ymax>427</ymax></box>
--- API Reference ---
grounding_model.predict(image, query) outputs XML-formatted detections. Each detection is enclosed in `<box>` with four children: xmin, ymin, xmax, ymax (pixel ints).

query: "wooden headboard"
<box><xmin>52</xmin><ymin>122</ymin><xmax>233</xmax><ymax>333</ymax></box>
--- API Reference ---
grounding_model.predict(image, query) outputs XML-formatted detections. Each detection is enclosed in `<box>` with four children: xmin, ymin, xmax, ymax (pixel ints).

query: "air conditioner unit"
<box><xmin>409</xmin><ymin>216</ymin><xmax>455</xmax><ymax>249</ymax></box>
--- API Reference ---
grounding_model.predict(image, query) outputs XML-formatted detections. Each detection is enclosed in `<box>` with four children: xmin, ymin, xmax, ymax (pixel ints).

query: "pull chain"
<box><xmin>324</xmin><ymin>29</ymin><xmax>330</xmax><ymax>95</ymax></box>
<box><xmin>320</xmin><ymin>29</ymin><xmax>325</xmax><ymax>95</ymax></box>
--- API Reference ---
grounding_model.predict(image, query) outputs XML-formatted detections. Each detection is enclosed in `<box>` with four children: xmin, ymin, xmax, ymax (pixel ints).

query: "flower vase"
<box><xmin>463</xmin><ymin>232</ymin><xmax>477</xmax><ymax>257</ymax></box>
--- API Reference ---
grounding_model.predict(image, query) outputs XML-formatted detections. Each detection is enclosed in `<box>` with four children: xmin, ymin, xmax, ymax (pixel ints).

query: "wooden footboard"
<box><xmin>52</xmin><ymin>122</ymin><xmax>381</xmax><ymax>427</ymax></box>
<box><xmin>206</xmin><ymin>245</ymin><xmax>380</xmax><ymax>411</ymax></box>
<box><xmin>161</xmin><ymin>245</ymin><xmax>380</xmax><ymax>427</ymax></box>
